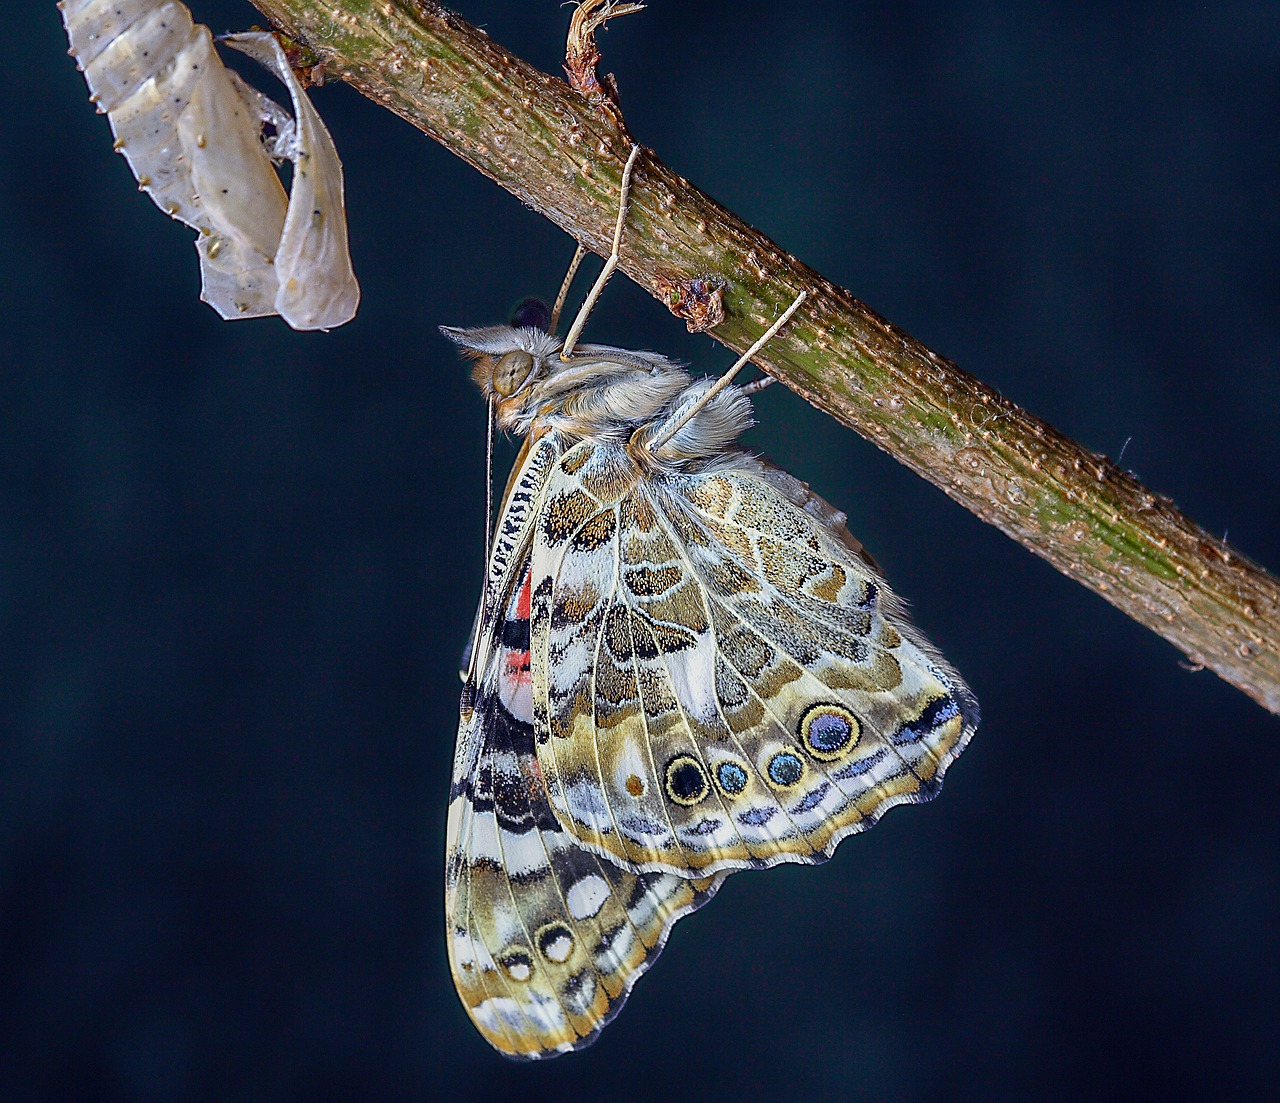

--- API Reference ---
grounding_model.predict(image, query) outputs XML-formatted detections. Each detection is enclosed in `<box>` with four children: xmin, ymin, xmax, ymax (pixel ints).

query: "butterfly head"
<box><xmin>440</xmin><ymin>314</ymin><xmax>563</xmax><ymax>420</ymax></box>
<box><xmin>443</xmin><ymin>307</ymin><xmax>710</xmax><ymax>445</ymax></box>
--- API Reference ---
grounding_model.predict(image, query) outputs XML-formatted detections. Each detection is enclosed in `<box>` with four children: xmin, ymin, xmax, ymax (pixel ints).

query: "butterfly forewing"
<box><xmin>446</xmin><ymin>436</ymin><xmax>724</xmax><ymax>1059</ymax></box>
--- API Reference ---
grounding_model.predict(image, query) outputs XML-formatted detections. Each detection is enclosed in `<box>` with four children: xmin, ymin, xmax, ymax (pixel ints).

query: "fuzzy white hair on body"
<box><xmin>441</xmin><ymin>322</ymin><xmax>755</xmax><ymax>466</ymax></box>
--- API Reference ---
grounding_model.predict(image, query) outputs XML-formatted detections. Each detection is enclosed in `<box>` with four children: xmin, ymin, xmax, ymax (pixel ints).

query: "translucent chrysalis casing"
<box><xmin>59</xmin><ymin>0</ymin><xmax>360</xmax><ymax>330</ymax></box>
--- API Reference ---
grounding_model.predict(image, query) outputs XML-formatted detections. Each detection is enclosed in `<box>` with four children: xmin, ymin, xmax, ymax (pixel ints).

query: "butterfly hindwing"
<box><xmin>529</xmin><ymin>440</ymin><xmax>978</xmax><ymax>877</ymax></box>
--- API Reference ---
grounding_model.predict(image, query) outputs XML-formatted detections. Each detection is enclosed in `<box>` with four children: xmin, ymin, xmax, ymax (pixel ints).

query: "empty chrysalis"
<box><xmin>60</xmin><ymin>0</ymin><xmax>360</xmax><ymax>330</ymax></box>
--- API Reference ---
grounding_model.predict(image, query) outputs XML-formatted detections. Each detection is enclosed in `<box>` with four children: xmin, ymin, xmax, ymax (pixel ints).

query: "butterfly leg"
<box><xmin>644</xmin><ymin>289</ymin><xmax>807</xmax><ymax>452</ymax></box>
<box><xmin>560</xmin><ymin>143</ymin><xmax>643</xmax><ymax>358</ymax></box>
<box><xmin>549</xmin><ymin>244</ymin><xmax>588</xmax><ymax>334</ymax></box>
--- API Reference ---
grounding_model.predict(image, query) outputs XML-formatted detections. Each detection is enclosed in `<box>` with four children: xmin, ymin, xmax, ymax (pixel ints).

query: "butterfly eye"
<box><xmin>493</xmin><ymin>350</ymin><xmax>535</xmax><ymax>397</ymax></box>
<box><xmin>510</xmin><ymin>297</ymin><xmax>551</xmax><ymax>331</ymax></box>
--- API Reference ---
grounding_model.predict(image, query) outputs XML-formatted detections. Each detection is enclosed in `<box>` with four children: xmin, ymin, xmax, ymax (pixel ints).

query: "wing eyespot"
<box><xmin>798</xmin><ymin>703</ymin><xmax>861</xmax><ymax>761</ymax></box>
<box><xmin>765</xmin><ymin>750</ymin><xmax>806</xmax><ymax>788</ymax></box>
<box><xmin>664</xmin><ymin>755</ymin><xmax>710</xmax><ymax>806</ymax></box>
<box><xmin>713</xmin><ymin>759</ymin><xmax>749</xmax><ymax>796</ymax></box>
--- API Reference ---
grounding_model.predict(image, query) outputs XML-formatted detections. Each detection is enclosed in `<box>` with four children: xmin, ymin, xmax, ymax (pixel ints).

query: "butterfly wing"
<box><xmin>445</xmin><ymin>437</ymin><xmax>724</xmax><ymax>1060</ymax></box>
<box><xmin>529</xmin><ymin>440</ymin><xmax>978</xmax><ymax>877</ymax></box>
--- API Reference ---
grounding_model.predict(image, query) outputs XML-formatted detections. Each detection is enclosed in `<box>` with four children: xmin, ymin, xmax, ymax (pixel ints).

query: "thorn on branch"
<box><xmin>565</xmin><ymin>0</ymin><xmax>645</xmax><ymax>137</ymax></box>
<box><xmin>653</xmin><ymin>272</ymin><xmax>727</xmax><ymax>333</ymax></box>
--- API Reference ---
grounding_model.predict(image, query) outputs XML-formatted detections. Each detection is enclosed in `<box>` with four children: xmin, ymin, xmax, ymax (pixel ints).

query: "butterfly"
<box><xmin>61</xmin><ymin>0</ymin><xmax>359</xmax><ymax>329</ymax></box>
<box><xmin>441</xmin><ymin>146</ymin><xmax>978</xmax><ymax>1059</ymax></box>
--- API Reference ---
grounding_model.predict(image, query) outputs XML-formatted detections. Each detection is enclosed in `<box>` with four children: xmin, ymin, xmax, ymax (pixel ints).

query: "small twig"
<box><xmin>564</xmin><ymin>0</ymin><xmax>645</xmax><ymax>137</ymax></box>
<box><xmin>246</xmin><ymin>0</ymin><xmax>1280</xmax><ymax>716</ymax></box>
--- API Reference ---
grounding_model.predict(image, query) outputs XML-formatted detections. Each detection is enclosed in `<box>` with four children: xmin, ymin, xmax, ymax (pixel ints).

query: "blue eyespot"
<box><xmin>799</xmin><ymin>704</ymin><xmax>860</xmax><ymax>760</ymax></box>
<box><xmin>716</xmin><ymin>761</ymin><xmax>748</xmax><ymax>795</ymax></box>
<box><xmin>808</xmin><ymin>712</ymin><xmax>851</xmax><ymax>751</ymax></box>
<box><xmin>767</xmin><ymin>752</ymin><xmax>804</xmax><ymax>787</ymax></box>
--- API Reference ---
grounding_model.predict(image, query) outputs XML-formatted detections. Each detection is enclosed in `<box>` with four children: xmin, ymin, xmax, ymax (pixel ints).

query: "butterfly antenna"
<box><xmin>646</xmin><ymin>290</ymin><xmax>806</xmax><ymax>452</ymax></box>
<box><xmin>560</xmin><ymin>143</ymin><xmax>643</xmax><ymax>359</ymax></box>
<box><xmin>549</xmin><ymin>244</ymin><xmax>587</xmax><ymax>334</ymax></box>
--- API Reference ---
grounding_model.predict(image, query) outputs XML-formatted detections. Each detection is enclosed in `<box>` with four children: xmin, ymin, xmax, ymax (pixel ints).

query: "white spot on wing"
<box><xmin>499</xmin><ymin>671</ymin><xmax>533</xmax><ymax>723</ymax></box>
<box><xmin>566</xmin><ymin>874</ymin><xmax>610</xmax><ymax>920</ymax></box>
<box><xmin>499</xmin><ymin>828</ymin><xmax>548</xmax><ymax>878</ymax></box>
<box><xmin>542</xmin><ymin>931</ymin><xmax>573</xmax><ymax>963</ymax></box>
<box><xmin>564</xmin><ymin>777</ymin><xmax>612</xmax><ymax>832</ymax></box>
<box><xmin>666</xmin><ymin>633</ymin><xmax>719</xmax><ymax>722</ymax></box>
<box><xmin>466</xmin><ymin>810</ymin><xmax>502</xmax><ymax>864</ymax></box>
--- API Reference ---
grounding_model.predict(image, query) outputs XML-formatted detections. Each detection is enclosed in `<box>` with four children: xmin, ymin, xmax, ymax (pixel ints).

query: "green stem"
<box><xmin>248</xmin><ymin>0</ymin><xmax>1280</xmax><ymax>716</ymax></box>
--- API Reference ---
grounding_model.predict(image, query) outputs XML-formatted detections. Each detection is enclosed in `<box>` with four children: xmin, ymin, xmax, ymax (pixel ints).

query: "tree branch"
<box><xmin>247</xmin><ymin>0</ymin><xmax>1280</xmax><ymax>716</ymax></box>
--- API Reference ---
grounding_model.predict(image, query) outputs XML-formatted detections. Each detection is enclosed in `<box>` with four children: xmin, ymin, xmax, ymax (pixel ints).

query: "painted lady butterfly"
<box><xmin>442</xmin><ymin>147</ymin><xmax>979</xmax><ymax>1058</ymax></box>
<box><xmin>60</xmin><ymin>0</ymin><xmax>358</xmax><ymax>329</ymax></box>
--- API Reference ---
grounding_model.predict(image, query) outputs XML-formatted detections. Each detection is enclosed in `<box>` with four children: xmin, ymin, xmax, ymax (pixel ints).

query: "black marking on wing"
<box><xmin>892</xmin><ymin>693</ymin><xmax>962</xmax><ymax>746</ymax></box>
<box><xmin>501</xmin><ymin>616</ymin><xmax>531</xmax><ymax>651</ymax></box>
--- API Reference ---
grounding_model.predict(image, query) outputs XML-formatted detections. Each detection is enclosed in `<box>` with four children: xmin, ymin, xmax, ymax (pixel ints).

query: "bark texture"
<box><xmin>247</xmin><ymin>0</ymin><xmax>1280</xmax><ymax>715</ymax></box>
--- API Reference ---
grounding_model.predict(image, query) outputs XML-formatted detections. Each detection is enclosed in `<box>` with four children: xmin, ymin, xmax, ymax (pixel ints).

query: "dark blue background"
<box><xmin>4</xmin><ymin>2</ymin><xmax>1279</xmax><ymax>1100</ymax></box>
